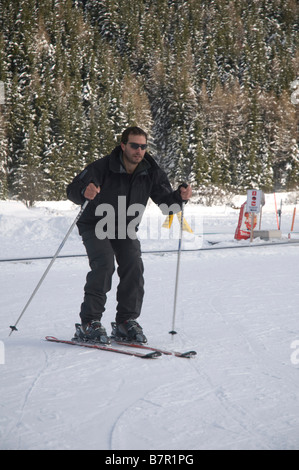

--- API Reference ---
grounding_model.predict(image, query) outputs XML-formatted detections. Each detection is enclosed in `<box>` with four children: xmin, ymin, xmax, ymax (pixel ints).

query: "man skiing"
<box><xmin>67</xmin><ymin>126</ymin><xmax>192</xmax><ymax>344</ymax></box>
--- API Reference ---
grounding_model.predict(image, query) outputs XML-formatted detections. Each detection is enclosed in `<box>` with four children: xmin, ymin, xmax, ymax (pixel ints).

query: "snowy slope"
<box><xmin>1</xmin><ymin>195</ymin><xmax>299</xmax><ymax>450</ymax></box>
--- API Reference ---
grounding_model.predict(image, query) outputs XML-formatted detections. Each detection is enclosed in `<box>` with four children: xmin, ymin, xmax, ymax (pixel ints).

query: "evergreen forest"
<box><xmin>0</xmin><ymin>0</ymin><xmax>298</xmax><ymax>205</ymax></box>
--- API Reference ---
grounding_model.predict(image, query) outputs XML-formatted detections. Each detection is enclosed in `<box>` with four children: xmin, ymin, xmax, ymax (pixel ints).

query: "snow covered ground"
<box><xmin>1</xmin><ymin>193</ymin><xmax>299</xmax><ymax>450</ymax></box>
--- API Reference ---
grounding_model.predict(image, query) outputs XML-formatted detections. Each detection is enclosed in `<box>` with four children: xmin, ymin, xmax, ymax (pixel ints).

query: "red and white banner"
<box><xmin>234</xmin><ymin>202</ymin><xmax>257</xmax><ymax>240</ymax></box>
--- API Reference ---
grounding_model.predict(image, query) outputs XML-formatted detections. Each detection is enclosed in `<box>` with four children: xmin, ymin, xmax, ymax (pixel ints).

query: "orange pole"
<box><xmin>291</xmin><ymin>207</ymin><xmax>296</xmax><ymax>232</ymax></box>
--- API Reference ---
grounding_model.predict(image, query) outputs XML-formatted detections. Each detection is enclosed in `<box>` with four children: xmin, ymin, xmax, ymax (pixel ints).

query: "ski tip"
<box><xmin>179</xmin><ymin>350</ymin><xmax>197</xmax><ymax>358</ymax></box>
<box><xmin>144</xmin><ymin>351</ymin><xmax>162</xmax><ymax>359</ymax></box>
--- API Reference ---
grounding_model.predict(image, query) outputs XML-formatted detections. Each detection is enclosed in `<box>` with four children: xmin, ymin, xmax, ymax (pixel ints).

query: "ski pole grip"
<box><xmin>179</xmin><ymin>182</ymin><xmax>189</xmax><ymax>206</ymax></box>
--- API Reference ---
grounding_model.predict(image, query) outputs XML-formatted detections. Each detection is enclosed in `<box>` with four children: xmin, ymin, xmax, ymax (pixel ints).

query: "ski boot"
<box><xmin>73</xmin><ymin>321</ymin><xmax>111</xmax><ymax>345</ymax></box>
<box><xmin>111</xmin><ymin>320</ymin><xmax>147</xmax><ymax>344</ymax></box>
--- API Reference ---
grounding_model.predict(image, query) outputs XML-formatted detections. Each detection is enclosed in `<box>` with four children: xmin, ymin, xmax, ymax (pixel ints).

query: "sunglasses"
<box><xmin>128</xmin><ymin>142</ymin><xmax>148</xmax><ymax>150</ymax></box>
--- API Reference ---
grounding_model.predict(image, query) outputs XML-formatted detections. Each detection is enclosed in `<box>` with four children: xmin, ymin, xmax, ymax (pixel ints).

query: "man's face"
<box><xmin>121</xmin><ymin>133</ymin><xmax>147</xmax><ymax>167</ymax></box>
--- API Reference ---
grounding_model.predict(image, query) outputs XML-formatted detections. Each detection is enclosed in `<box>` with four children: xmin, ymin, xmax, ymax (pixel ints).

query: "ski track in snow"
<box><xmin>110</xmin><ymin>250</ymin><xmax>299</xmax><ymax>450</ymax></box>
<box><xmin>1</xmin><ymin>199</ymin><xmax>299</xmax><ymax>450</ymax></box>
<box><xmin>2</xmin><ymin>346</ymin><xmax>51</xmax><ymax>449</ymax></box>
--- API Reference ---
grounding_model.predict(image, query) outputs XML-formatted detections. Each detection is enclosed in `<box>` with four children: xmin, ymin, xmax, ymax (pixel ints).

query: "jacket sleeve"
<box><xmin>66</xmin><ymin>163</ymin><xmax>99</xmax><ymax>205</ymax></box>
<box><xmin>150</xmin><ymin>168</ymin><xmax>184</xmax><ymax>214</ymax></box>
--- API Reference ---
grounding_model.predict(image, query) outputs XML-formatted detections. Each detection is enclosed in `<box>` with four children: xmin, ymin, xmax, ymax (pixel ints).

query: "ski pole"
<box><xmin>274</xmin><ymin>193</ymin><xmax>279</xmax><ymax>230</ymax></box>
<box><xmin>9</xmin><ymin>200</ymin><xmax>89</xmax><ymax>336</ymax></box>
<box><xmin>169</xmin><ymin>184</ymin><xmax>188</xmax><ymax>337</ymax></box>
<box><xmin>278</xmin><ymin>199</ymin><xmax>282</xmax><ymax>230</ymax></box>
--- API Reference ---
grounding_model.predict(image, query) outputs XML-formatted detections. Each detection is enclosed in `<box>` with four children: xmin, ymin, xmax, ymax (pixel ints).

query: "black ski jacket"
<box><xmin>67</xmin><ymin>146</ymin><xmax>184</xmax><ymax>235</ymax></box>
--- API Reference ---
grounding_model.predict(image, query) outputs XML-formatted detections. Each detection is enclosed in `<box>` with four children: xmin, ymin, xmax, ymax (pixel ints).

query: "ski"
<box><xmin>112</xmin><ymin>339</ymin><xmax>197</xmax><ymax>358</ymax></box>
<box><xmin>45</xmin><ymin>336</ymin><xmax>161</xmax><ymax>359</ymax></box>
<box><xmin>110</xmin><ymin>322</ymin><xmax>197</xmax><ymax>358</ymax></box>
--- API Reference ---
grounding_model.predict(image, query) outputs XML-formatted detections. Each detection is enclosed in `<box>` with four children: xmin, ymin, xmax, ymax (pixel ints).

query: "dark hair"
<box><xmin>121</xmin><ymin>126</ymin><xmax>148</xmax><ymax>144</ymax></box>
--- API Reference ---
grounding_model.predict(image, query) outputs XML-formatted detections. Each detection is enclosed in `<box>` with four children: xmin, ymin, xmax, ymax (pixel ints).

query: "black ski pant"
<box><xmin>79</xmin><ymin>230</ymin><xmax>144</xmax><ymax>325</ymax></box>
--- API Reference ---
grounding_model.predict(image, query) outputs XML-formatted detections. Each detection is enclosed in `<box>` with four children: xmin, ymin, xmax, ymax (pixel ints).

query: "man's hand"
<box><xmin>180</xmin><ymin>184</ymin><xmax>192</xmax><ymax>201</ymax></box>
<box><xmin>84</xmin><ymin>183</ymin><xmax>100</xmax><ymax>200</ymax></box>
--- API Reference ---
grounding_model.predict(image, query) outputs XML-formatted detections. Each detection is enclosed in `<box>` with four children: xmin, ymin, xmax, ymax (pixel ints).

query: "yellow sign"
<box><xmin>162</xmin><ymin>212</ymin><xmax>193</xmax><ymax>233</ymax></box>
